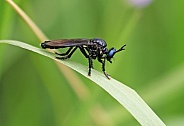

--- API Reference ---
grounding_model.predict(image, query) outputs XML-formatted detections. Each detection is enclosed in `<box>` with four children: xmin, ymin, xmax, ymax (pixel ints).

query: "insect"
<box><xmin>41</xmin><ymin>38</ymin><xmax>126</xmax><ymax>79</ymax></box>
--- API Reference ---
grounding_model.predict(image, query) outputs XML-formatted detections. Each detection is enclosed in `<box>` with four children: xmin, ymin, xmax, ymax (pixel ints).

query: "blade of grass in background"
<box><xmin>5</xmin><ymin>0</ymin><xmax>90</xmax><ymax>101</ymax></box>
<box><xmin>0</xmin><ymin>40</ymin><xmax>166</xmax><ymax>126</ymax></box>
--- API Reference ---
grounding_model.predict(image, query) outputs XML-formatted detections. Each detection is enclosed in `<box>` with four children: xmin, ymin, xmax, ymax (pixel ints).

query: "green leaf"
<box><xmin>0</xmin><ymin>40</ymin><xmax>166</xmax><ymax>126</ymax></box>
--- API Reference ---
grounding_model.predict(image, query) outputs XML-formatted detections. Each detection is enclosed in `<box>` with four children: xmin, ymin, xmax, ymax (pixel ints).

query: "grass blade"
<box><xmin>0</xmin><ymin>40</ymin><xmax>166</xmax><ymax>126</ymax></box>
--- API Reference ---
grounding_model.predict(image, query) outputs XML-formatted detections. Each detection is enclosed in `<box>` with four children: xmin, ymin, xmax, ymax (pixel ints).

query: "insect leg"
<box><xmin>79</xmin><ymin>47</ymin><xmax>94</xmax><ymax>69</ymax></box>
<box><xmin>67</xmin><ymin>46</ymin><xmax>78</xmax><ymax>58</ymax></box>
<box><xmin>55</xmin><ymin>47</ymin><xmax>73</xmax><ymax>56</ymax></box>
<box><xmin>98</xmin><ymin>58</ymin><xmax>110</xmax><ymax>79</ymax></box>
<box><xmin>56</xmin><ymin>47</ymin><xmax>78</xmax><ymax>60</ymax></box>
<box><xmin>79</xmin><ymin>46</ymin><xmax>89</xmax><ymax>58</ymax></box>
<box><xmin>88</xmin><ymin>56</ymin><xmax>93</xmax><ymax>76</ymax></box>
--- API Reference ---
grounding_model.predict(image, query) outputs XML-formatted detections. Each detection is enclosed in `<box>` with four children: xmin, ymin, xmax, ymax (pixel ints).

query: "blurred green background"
<box><xmin>0</xmin><ymin>0</ymin><xmax>184</xmax><ymax>125</ymax></box>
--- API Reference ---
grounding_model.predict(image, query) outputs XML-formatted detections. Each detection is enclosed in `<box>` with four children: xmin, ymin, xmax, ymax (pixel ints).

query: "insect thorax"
<box><xmin>91</xmin><ymin>38</ymin><xmax>107</xmax><ymax>47</ymax></box>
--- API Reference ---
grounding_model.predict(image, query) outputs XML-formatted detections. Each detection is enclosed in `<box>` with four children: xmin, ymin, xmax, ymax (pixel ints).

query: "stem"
<box><xmin>6</xmin><ymin>0</ymin><xmax>90</xmax><ymax>101</ymax></box>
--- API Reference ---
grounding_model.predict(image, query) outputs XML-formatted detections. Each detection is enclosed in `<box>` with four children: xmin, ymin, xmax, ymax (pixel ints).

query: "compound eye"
<box><xmin>108</xmin><ymin>48</ymin><xmax>116</xmax><ymax>58</ymax></box>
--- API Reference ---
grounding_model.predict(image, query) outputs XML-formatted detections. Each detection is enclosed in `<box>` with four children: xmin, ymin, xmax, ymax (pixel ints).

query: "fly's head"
<box><xmin>106</xmin><ymin>44</ymin><xmax>126</xmax><ymax>63</ymax></box>
<box><xmin>106</xmin><ymin>48</ymin><xmax>116</xmax><ymax>63</ymax></box>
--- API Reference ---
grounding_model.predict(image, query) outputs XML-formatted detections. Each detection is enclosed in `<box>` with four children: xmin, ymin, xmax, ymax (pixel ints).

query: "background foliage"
<box><xmin>0</xmin><ymin>0</ymin><xmax>184</xmax><ymax>125</ymax></box>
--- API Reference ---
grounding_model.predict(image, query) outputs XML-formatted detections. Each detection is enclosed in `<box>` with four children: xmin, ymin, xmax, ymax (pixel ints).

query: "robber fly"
<box><xmin>41</xmin><ymin>38</ymin><xmax>126</xmax><ymax>79</ymax></box>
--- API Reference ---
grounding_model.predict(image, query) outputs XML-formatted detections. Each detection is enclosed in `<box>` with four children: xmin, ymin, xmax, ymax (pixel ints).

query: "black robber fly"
<box><xmin>41</xmin><ymin>38</ymin><xmax>126</xmax><ymax>79</ymax></box>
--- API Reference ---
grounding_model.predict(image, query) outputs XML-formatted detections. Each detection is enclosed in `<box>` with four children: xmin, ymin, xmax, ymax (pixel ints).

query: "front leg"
<box><xmin>98</xmin><ymin>58</ymin><xmax>110</xmax><ymax>79</ymax></box>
